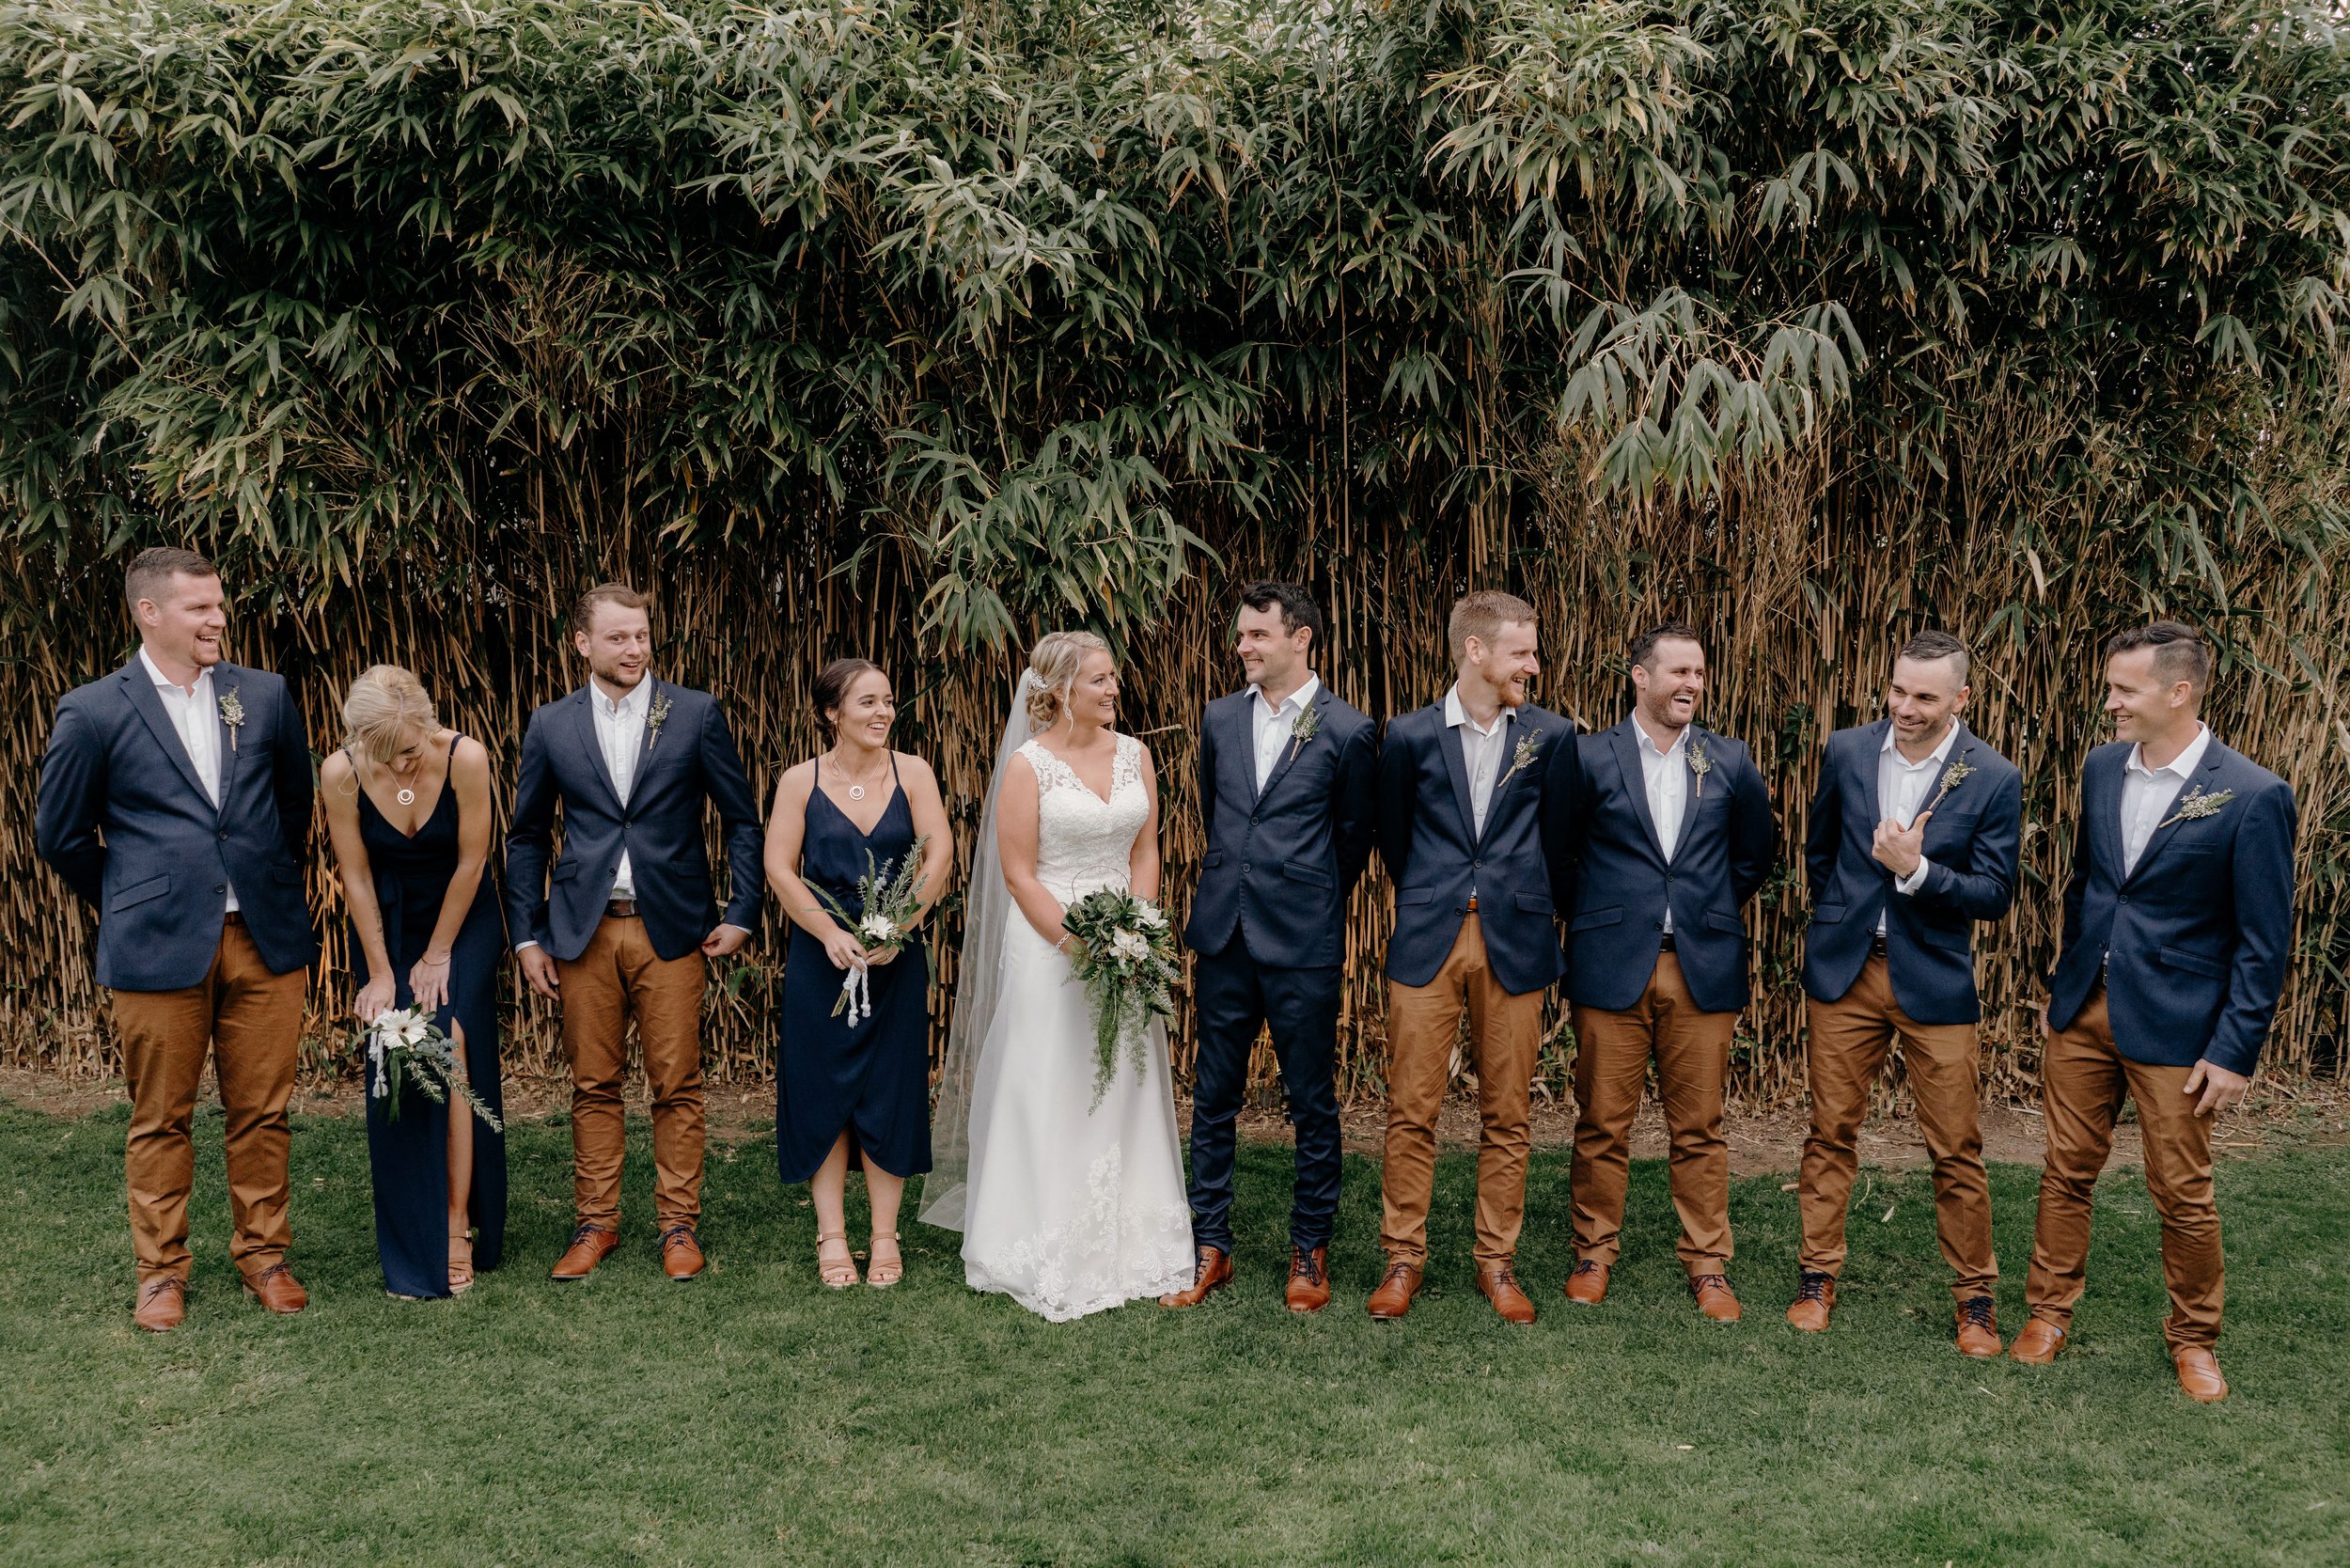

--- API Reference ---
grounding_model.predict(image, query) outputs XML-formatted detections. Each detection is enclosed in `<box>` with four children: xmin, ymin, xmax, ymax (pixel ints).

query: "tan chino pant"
<box><xmin>109</xmin><ymin>923</ymin><xmax>308</xmax><ymax>1287</ymax></box>
<box><xmin>2024</xmin><ymin>986</ymin><xmax>2224</xmax><ymax>1350</ymax></box>
<box><xmin>1570</xmin><ymin>950</ymin><xmax>1734</xmax><ymax>1275</ymax></box>
<box><xmin>559</xmin><ymin>915</ymin><xmax>708</xmax><ymax>1232</ymax></box>
<box><xmin>1799</xmin><ymin>955</ymin><xmax>1998</xmax><ymax>1301</ymax></box>
<box><xmin>1381</xmin><ymin>916</ymin><xmax>1546</xmax><ymax>1269</ymax></box>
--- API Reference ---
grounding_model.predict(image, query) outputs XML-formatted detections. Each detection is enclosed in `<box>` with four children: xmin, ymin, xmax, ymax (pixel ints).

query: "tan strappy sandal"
<box><xmin>866</xmin><ymin>1231</ymin><xmax>903</xmax><ymax>1289</ymax></box>
<box><xmin>817</xmin><ymin>1230</ymin><xmax>860</xmax><ymax>1289</ymax></box>
<box><xmin>448</xmin><ymin>1225</ymin><xmax>476</xmax><ymax>1295</ymax></box>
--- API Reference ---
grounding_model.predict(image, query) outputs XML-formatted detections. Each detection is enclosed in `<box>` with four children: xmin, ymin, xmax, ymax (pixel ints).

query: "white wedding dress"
<box><xmin>951</xmin><ymin>734</ymin><xmax>1195</xmax><ymax>1321</ymax></box>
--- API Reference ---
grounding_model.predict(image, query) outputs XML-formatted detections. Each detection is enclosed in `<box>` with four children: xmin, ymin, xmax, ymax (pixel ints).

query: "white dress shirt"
<box><xmin>2121</xmin><ymin>723</ymin><xmax>2212</xmax><ymax>875</ymax></box>
<box><xmin>1875</xmin><ymin>721</ymin><xmax>1956</xmax><ymax>933</ymax></box>
<box><xmin>1633</xmin><ymin>719</ymin><xmax>1689</xmax><ymax>933</ymax></box>
<box><xmin>1248</xmin><ymin>673</ymin><xmax>1321</xmax><ymax>792</ymax></box>
<box><xmin>141</xmin><ymin>648</ymin><xmax>237</xmax><ymax>912</ymax></box>
<box><xmin>590</xmin><ymin>676</ymin><xmax>654</xmax><ymax>900</ymax></box>
<box><xmin>1444</xmin><ymin>685</ymin><xmax>1513</xmax><ymax>841</ymax></box>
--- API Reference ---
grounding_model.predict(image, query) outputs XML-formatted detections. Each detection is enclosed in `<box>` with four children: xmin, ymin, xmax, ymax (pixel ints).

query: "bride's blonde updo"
<box><xmin>1025</xmin><ymin>631</ymin><xmax>1111</xmax><ymax>729</ymax></box>
<box><xmin>341</xmin><ymin>664</ymin><xmax>438</xmax><ymax>763</ymax></box>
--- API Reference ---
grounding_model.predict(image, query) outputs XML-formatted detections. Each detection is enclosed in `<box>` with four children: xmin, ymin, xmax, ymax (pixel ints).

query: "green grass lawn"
<box><xmin>3</xmin><ymin>1097</ymin><xmax>2346</xmax><ymax>1567</ymax></box>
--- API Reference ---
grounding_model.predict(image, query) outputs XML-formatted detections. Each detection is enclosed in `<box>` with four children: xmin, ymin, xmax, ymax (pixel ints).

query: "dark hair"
<box><xmin>1237</xmin><ymin>581</ymin><xmax>1325</xmax><ymax>654</ymax></box>
<box><xmin>813</xmin><ymin>658</ymin><xmax>885</xmax><ymax>745</ymax></box>
<box><xmin>124</xmin><ymin>546</ymin><xmax>219</xmax><ymax>612</ymax></box>
<box><xmin>2105</xmin><ymin>619</ymin><xmax>2211</xmax><ymax>690</ymax></box>
<box><xmin>1626</xmin><ymin>620</ymin><xmax>1704</xmax><ymax>672</ymax></box>
<box><xmin>571</xmin><ymin>581</ymin><xmax>650</xmax><ymax>639</ymax></box>
<box><xmin>1897</xmin><ymin>629</ymin><xmax>1971</xmax><ymax>683</ymax></box>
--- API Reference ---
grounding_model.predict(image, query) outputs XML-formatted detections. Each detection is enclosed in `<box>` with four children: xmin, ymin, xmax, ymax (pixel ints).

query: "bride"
<box><xmin>917</xmin><ymin>632</ymin><xmax>1195</xmax><ymax>1320</ymax></box>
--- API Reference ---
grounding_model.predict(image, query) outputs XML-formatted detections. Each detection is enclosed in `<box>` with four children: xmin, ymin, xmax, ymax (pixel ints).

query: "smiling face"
<box><xmin>1465</xmin><ymin>619</ymin><xmax>1541</xmax><ymax>709</ymax></box>
<box><xmin>1886</xmin><ymin>653</ymin><xmax>1968</xmax><ymax>751</ymax></box>
<box><xmin>2104</xmin><ymin>644</ymin><xmax>2198</xmax><ymax>745</ymax></box>
<box><xmin>379</xmin><ymin>722</ymin><xmax>436</xmax><ymax>777</ymax></box>
<box><xmin>1631</xmin><ymin>636</ymin><xmax>1705</xmax><ymax>732</ymax></box>
<box><xmin>1234</xmin><ymin>602</ymin><xmax>1310</xmax><ymax>693</ymax></box>
<box><xmin>1067</xmin><ymin>648</ymin><xmax>1120</xmax><ymax>729</ymax></box>
<box><xmin>575</xmin><ymin>600</ymin><xmax>652</xmax><ymax>692</ymax></box>
<box><xmin>828</xmin><ymin>668</ymin><xmax>897</xmax><ymax>753</ymax></box>
<box><xmin>135</xmin><ymin>570</ymin><xmax>228</xmax><ymax>676</ymax></box>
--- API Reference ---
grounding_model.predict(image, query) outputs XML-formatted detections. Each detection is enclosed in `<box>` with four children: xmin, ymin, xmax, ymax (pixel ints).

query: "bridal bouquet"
<box><xmin>365</xmin><ymin>1007</ymin><xmax>503</xmax><ymax>1131</ymax></box>
<box><xmin>1061</xmin><ymin>890</ymin><xmax>1180</xmax><ymax>1107</ymax></box>
<box><xmin>809</xmin><ymin>836</ymin><xmax>931</xmax><ymax>1024</ymax></box>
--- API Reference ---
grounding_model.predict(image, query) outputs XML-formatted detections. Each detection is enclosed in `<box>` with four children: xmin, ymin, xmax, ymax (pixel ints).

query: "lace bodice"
<box><xmin>1020</xmin><ymin>734</ymin><xmax>1149</xmax><ymax>902</ymax></box>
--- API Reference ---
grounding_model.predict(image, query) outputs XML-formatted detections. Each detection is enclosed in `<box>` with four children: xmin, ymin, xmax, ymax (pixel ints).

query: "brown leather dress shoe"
<box><xmin>551</xmin><ymin>1223</ymin><xmax>620</xmax><ymax>1280</ymax></box>
<box><xmin>1284</xmin><ymin>1247</ymin><xmax>1331</xmax><ymax>1314</ymax></box>
<box><xmin>1477</xmin><ymin>1262</ymin><xmax>1538</xmax><ymax>1325</ymax></box>
<box><xmin>1785</xmin><ymin>1270</ymin><xmax>1836</xmax><ymax>1332</ymax></box>
<box><xmin>243</xmin><ymin>1262</ymin><xmax>307</xmax><ymax>1314</ymax></box>
<box><xmin>1157</xmin><ymin>1246</ymin><xmax>1233</xmax><ymax>1308</ymax></box>
<box><xmin>1563</xmin><ymin>1260</ymin><xmax>1609</xmax><ymax>1305</ymax></box>
<box><xmin>133</xmin><ymin>1277</ymin><xmax>187</xmax><ymax>1333</ymax></box>
<box><xmin>1691</xmin><ymin>1273</ymin><xmax>1742</xmax><ymax>1323</ymax></box>
<box><xmin>1954</xmin><ymin>1295</ymin><xmax>2002</xmax><ymax>1358</ymax></box>
<box><xmin>1366</xmin><ymin>1261</ymin><xmax>1423</xmax><ymax>1320</ymax></box>
<box><xmin>2008</xmin><ymin>1315</ymin><xmax>2067</xmax><ymax>1364</ymax></box>
<box><xmin>2173</xmin><ymin>1345</ymin><xmax>2229</xmax><ymax>1403</ymax></box>
<box><xmin>661</xmin><ymin>1226</ymin><xmax>706</xmax><ymax>1280</ymax></box>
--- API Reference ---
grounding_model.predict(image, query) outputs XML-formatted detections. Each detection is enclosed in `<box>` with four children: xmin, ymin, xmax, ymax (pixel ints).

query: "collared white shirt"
<box><xmin>1444</xmin><ymin>684</ymin><xmax>1513</xmax><ymax>841</ymax></box>
<box><xmin>141</xmin><ymin>647</ymin><xmax>237</xmax><ymax>912</ymax></box>
<box><xmin>2121</xmin><ymin>723</ymin><xmax>2212</xmax><ymax>875</ymax></box>
<box><xmin>1632</xmin><ymin>718</ymin><xmax>1690</xmax><ymax>933</ymax></box>
<box><xmin>590</xmin><ymin>675</ymin><xmax>654</xmax><ymax>899</ymax></box>
<box><xmin>1875</xmin><ymin>720</ymin><xmax>1956</xmax><ymax>933</ymax></box>
<box><xmin>1249</xmin><ymin>673</ymin><xmax>1321</xmax><ymax>792</ymax></box>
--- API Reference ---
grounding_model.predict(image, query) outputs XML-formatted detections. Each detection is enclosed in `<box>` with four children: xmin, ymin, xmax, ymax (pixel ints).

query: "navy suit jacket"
<box><xmin>1376</xmin><ymin>701</ymin><xmax>1583</xmax><ymax>996</ymax></box>
<box><xmin>1183</xmin><ymin>684</ymin><xmax>1377</xmax><ymax>969</ymax></box>
<box><xmin>505</xmin><ymin>680</ymin><xmax>764</xmax><ymax>964</ymax></box>
<box><xmin>1803</xmin><ymin>720</ymin><xmax>2022</xmax><ymax>1027</ymax></box>
<box><xmin>36</xmin><ymin>657</ymin><xmax>318</xmax><ymax>991</ymax></box>
<box><xmin>2046</xmin><ymin>737</ymin><xmax>2295</xmax><ymax>1076</ymax></box>
<box><xmin>1568</xmin><ymin>719</ymin><xmax>1776</xmax><ymax>1014</ymax></box>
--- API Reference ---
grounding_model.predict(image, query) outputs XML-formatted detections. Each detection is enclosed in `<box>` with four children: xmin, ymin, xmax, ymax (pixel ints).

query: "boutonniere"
<box><xmin>1923</xmin><ymin>757</ymin><xmax>1974</xmax><ymax>814</ymax></box>
<box><xmin>645</xmin><ymin>690</ymin><xmax>673</xmax><ymax>750</ymax></box>
<box><xmin>1283</xmin><ymin>701</ymin><xmax>1322</xmax><ymax>767</ymax></box>
<box><xmin>1686</xmin><ymin>735</ymin><xmax>1714</xmax><ymax>799</ymax></box>
<box><xmin>1497</xmin><ymin>729</ymin><xmax>1544</xmax><ymax>789</ymax></box>
<box><xmin>2158</xmin><ymin>784</ymin><xmax>2234</xmax><ymax>830</ymax></box>
<box><xmin>218</xmin><ymin>687</ymin><xmax>245</xmax><ymax>750</ymax></box>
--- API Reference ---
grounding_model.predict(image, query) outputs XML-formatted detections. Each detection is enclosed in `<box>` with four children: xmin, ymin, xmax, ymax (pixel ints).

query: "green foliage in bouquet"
<box><xmin>365</xmin><ymin>1009</ymin><xmax>504</xmax><ymax>1132</ymax></box>
<box><xmin>807</xmin><ymin>836</ymin><xmax>932</xmax><ymax>1019</ymax></box>
<box><xmin>1058</xmin><ymin>889</ymin><xmax>1180</xmax><ymax>1108</ymax></box>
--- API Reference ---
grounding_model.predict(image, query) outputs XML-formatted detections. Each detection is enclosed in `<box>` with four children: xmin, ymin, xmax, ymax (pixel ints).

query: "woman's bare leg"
<box><xmin>865</xmin><ymin>1164</ymin><xmax>907</xmax><ymax>1284</ymax></box>
<box><xmin>446</xmin><ymin>1023</ymin><xmax>476</xmax><ymax>1291</ymax></box>
<box><xmin>812</xmin><ymin>1132</ymin><xmax>857</xmax><ymax>1285</ymax></box>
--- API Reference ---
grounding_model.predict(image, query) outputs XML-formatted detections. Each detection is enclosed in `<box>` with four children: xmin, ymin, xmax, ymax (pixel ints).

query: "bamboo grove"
<box><xmin>3</xmin><ymin>0</ymin><xmax>2347</xmax><ymax>1103</ymax></box>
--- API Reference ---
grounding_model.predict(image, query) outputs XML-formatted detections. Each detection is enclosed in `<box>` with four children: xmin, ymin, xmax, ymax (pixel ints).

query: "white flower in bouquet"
<box><xmin>1061</xmin><ymin>889</ymin><xmax>1183</xmax><ymax>1107</ymax></box>
<box><xmin>1111</xmin><ymin>929</ymin><xmax>1151</xmax><ymax>961</ymax></box>
<box><xmin>859</xmin><ymin>912</ymin><xmax>899</xmax><ymax>945</ymax></box>
<box><xmin>1135</xmin><ymin>902</ymin><xmax>1168</xmax><ymax>933</ymax></box>
<box><xmin>360</xmin><ymin>1006</ymin><xmax>501</xmax><ymax>1130</ymax></box>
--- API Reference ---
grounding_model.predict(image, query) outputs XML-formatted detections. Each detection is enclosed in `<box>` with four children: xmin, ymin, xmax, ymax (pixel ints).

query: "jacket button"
<box><xmin>1653</xmin><ymin>919</ymin><xmax>1664</xmax><ymax>930</ymax></box>
<box><xmin>1241</xmin><ymin>864</ymin><xmax>1251</xmax><ymax>875</ymax></box>
<box><xmin>2118</xmin><ymin>894</ymin><xmax>2129</xmax><ymax>903</ymax></box>
<box><xmin>217</xmin><ymin>829</ymin><xmax>229</xmax><ymax>841</ymax></box>
<box><xmin>214</xmin><ymin>885</ymin><xmax>227</xmax><ymax>894</ymax></box>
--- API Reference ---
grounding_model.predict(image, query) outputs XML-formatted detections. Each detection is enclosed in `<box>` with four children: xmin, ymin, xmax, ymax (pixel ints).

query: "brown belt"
<box><xmin>606</xmin><ymin>900</ymin><xmax>639</xmax><ymax>919</ymax></box>
<box><xmin>1870</xmin><ymin>933</ymin><xmax>1889</xmax><ymax>957</ymax></box>
<box><xmin>1465</xmin><ymin>894</ymin><xmax>1480</xmax><ymax>914</ymax></box>
<box><xmin>221</xmin><ymin>912</ymin><xmax>246</xmax><ymax>928</ymax></box>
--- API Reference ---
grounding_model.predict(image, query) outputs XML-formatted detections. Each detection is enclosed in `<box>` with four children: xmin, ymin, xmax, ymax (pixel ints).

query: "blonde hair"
<box><xmin>341</xmin><ymin>664</ymin><xmax>439</xmax><ymax>764</ymax></box>
<box><xmin>1025</xmin><ymin>631</ymin><xmax>1111</xmax><ymax>729</ymax></box>
<box><xmin>1449</xmin><ymin>589</ymin><xmax>1538</xmax><ymax>657</ymax></box>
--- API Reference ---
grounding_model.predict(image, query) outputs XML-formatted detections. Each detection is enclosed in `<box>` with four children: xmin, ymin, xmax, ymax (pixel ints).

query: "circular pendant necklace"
<box><xmin>833</xmin><ymin>755</ymin><xmax>883</xmax><ymax>803</ymax></box>
<box><xmin>397</xmin><ymin>788</ymin><xmax>416</xmax><ymax>807</ymax></box>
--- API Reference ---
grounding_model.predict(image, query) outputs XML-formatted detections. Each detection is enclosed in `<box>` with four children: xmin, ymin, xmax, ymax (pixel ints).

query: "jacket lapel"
<box><xmin>1608</xmin><ymin>720</ymin><xmax>1667</xmax><ymax>863</ymax></box>
<box><xmin>569</xmin><ymin>687</ymin><xmax>624</xmax><ymax>812</ymax></box>
<box><xmin>2085</xmin><ymin>748</ymin><xmax>2128</xmax><ymax>883</ymax></box>
<box><xmin>1436</xmin><ymin>719</ymin><xmax>1480</xmax><ymax>846</ymax></box>
<box><xmin>118</xmin><ymin>661</ymin><xmax>213</xmax><ymax>809</ymax></box>
<box><xmin>211</xmin><ymin>662</ymin><xmax>244</xmax><ymax>811</ymax></box>
<box><xmin>2125</xmin><ymin>740</ymin><xmax>2229</xmax><ymax>886</ymax></box>
<box><xmin>1257</xmin><ymin>688</ymin><xmax>1327</xmax><ymax>805</ymax></box>
<box><xmin>1914</xmin><ymin>726</ymin><xmax>1967</xmax><ymax>822</ymax></box>
<box><xmin>1218</xmin><ymin>696</ymin><xmax>1260</xmax><ymax>808</ymax></box>
<box><xmin>625</xmin><ymin>679</ymin><xmax>663</xmax><ymax>800</ymax></box>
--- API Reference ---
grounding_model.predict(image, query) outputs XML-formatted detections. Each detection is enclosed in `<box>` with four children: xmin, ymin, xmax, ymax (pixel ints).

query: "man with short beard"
<box><xmin>2015</xmin><ymin>621</ymin><xmax>2295</xmax><ymax>1403</ymax></box>
<box><xmin>1793</xmin><ymin>631</ymin><xmax>2022</xmax><ymax>1356</ymax></box>
<box><xmin>37</xmin><ymin>548</ymin><xmax>319</xmax><ymax>1330</ymax></box>
<box><xmin>508</xmin><ymin>583</ymin><xmax>765</xmax><ymax>1283</ymax></box>
<box><xmin>1562</xmin><ymin>622</ymin><xmax>1776</xmax><ymax>1322</ymax></box>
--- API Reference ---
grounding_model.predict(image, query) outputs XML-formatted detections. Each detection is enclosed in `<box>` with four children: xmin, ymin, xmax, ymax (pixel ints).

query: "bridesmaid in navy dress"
<box><xmin>321</xmin><ymin>665</ymin><xmax>507</xmax><ymax>1299</ymax></box>
<box><xmin>765</xmin><ymin>659</ymin><xmax>954</xmax><ymax>1288</ymax></box>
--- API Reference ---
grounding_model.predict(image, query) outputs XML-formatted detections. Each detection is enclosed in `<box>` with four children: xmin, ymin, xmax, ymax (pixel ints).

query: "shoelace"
<box><xmin>1487</xmin><ymin>1266</ymin><xmax>1521</xmax><ymax>1294</ymax></box>
<box><xmin>1290</xmin><ymin>1250</ymin><xmax>1325</xmax><ymax>1287</ymax></box>
<box><xmin>1960</xmin><ymin>1296</ymin><xmax>1997</xmax><ymax>1330</ymax></box>
<box><xmin>659</xmin><ymin>1226</ymin><xmax>697</xmax><ymax>1252</ymax></box>
<box><xmin>254</xmin><ymin>1263</ymin><xmax>294</xmax><ymax>1286</ymax></box>
<box><xmin>1571</xmin><ymin>1260</ymin><xmax>1605</xmax><ymax>1278</ymax></box>
<box><xmin>1691</xmin><ymin>1273</ymin><xmax>1731</xmax><ymax>1296</ymax></box>
<box><xmin>1794</xmin><ymin>1271</ymin><xmax>1833</xmax><ymax>1303</ymax></box>
<box><xmin>142</xmin><ymin>1277</ymin><xmax>186</xmax><ymax>1301</ymax></box>
<box><xmin>567</xmin><ymin>1224</ymin><xmax>605</xmax><ymax>1249</ymax></box>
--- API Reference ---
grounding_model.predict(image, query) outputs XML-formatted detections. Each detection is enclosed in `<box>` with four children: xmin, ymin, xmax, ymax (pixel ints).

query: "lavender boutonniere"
<box><xmin>1285</xmin><ymin>701</ymin><xmax>1322</xmax><ymax>767</ymax></box>
<box><xmin>1497</xmin><ymin>729</ymin><xmax>1544</xmax><ymax>789</ymax></box>
<box><xmin>1686</xmin><ymin>735</ymin><xmax>1714</xmax><ymax>799</ymax></box>
<box><xmin>1923</xmin><ymin>757</ymin><xmax>1975</xmax><ymax>814</ymax></box>
<box><xmin>2158</xmin><ymin>784</ymin><xmax>2234</xmax><ymax>830</ymax></box>
<box><xmin>218</xmin><ymin>688</ymin><xmax>245</xmax><ymax>750</ymax></box>
<box><xmin>645</xmin><ymin>690</ymin><xmax>673</xmax><ymax>750</ymax></box>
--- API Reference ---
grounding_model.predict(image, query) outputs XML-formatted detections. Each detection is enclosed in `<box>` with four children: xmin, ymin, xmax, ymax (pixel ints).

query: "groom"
<box><xmin>1372</xmin><ymin>589</ymin><xmax>1584</xmax><ymax>1324</ymax></box>
<box><xmin>36</xmin><ymin>548</ymin><xmax>319</xmax><ymax>1331</ymax></box>
<box><xmin>508</xmin><ymin>583</ymin><xmax>765</xmax><ymax>1283</ymax></box>
<box><xmin>1165</xmin><ymin>582</ymin><xmax>1377</xmax><ymax>1313</ymax></box>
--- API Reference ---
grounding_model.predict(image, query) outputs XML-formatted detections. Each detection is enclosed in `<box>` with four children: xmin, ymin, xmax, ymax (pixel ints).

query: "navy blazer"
<box><xmin>1568</xmin><ymin>719</ymin><xmax>1776</xmax><ymax>1013</ymax></box>
<box><xmin>1803</xmin><ymin>720</ymin><xmax>2022</xmax><ymax>1027</ymax></box>
<box><xmin>36</xmin><ymin>657</ymin><xmax>318</xmax><ymax>991</ymax></box>
<box><xmin>2046</xmin><ymin>737</ymin><xmax>2295</xmax><ymax>1076</ymax></box>
<box><xmin>1183</xmin><ymin>684</ymin><xmax>1377</xmax><ymax>969</ymax></box>
<box><xmin>1376</xmin><ymin>700</ymin><xmax>1583</xmax><ymax>996</ymax></box>
<box><xmin>505</xmin><ymin>680</ymin><xmax>764</xmax><ymax>964</ymax></box>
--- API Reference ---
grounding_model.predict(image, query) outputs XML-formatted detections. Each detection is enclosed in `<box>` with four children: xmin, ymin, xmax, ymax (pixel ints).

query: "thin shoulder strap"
<box><xmin>889</xmin><ymin>749</ymin><xmax>903</xmax><ymax>785</ymax></box>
